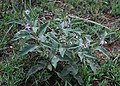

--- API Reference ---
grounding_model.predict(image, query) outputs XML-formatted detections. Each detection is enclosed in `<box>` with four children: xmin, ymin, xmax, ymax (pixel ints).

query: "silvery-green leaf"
<box><xmin>39</xmin><ymin>21</ymin><xmax>50</xmax><ymax>36</ymax></box>
<box><xmin>27</xmin><ymin>64</ymin><xmax>44</xmax><ymax>77</ymax></box>
<box><xmin>71</xmin><ymin>28</ymin><xmax>84</xmax><ymax>33</ymax></box>
<box><xmin>38</xmin><ymin>60</ymin><xmax>48</xmax><ymax>66</ymax></box>
<box><xmin>51</xmin><ymin>56</ymin><xmax>59</xmax><ymax>68</ymax></box>
<box><xmin>70</xmin><ymin>63</ymin><xmax>78</xmax><ymax>75</ymax></box>
<box><xmin>41</xmin><ymin>42</ymin><xmax>52</xmax><ymax>48</ymax></box>
<box><xmin>19</xmin><ymin>44</ymin><xmax>38</xmax><ymax>56</ymax></box>
<box><xmin>66</xmin><ymin>44</ymin><xmax>79</xmax><ymax>49</ymax></box>
<box><xmin>47</xmin><ymin>64</ymin><xmax>52</xmax><ymax>71</ymax></box>
<box><xmin>95</xmin><ymin>46</ymin><xmax>110</xmax><ymax>59</ymax></box>
<box><xmin>48</xmin><ymin>32</ymin><xmax>60</xmax><ymax>44</ymax></box>
<box><xmin>56</xmin><ymin>66</ymin><xmax>70</xmax><ymax>80</ymax></box>
<box><xmin>84</xmin><ymin>35</ymin><xmax>91</xmax><ymax>40</ymax></box>
<box><xmin>59</xmin><ymin>47</ymin><xmax>66</xmax><ymax>57</ymax></box>
<box><xmin>13</xmin><ymin>30</ymin><xmax>31</xmax><ymax>41</ymax></box>
<box><xmin>87</xmin><ymin>59</ymin><xmax>96</xmax><ymax>74</ymax></box>
<box><xmin>33</xmin><ymin>19</ymin><xmax>38</xmax><ymax>27</ymax></box>
<box><xmin>60</xmin><ymin>22</ymin><xmax>64</xmax><ymax>29</ymax></box>
<box><xmin>39</xmin><ymin>35</ymin><xmax>46</xmax><ymax>42</ymax></box>
<box><xmin>61</xmin><ymin>67</ymin><xmax>70</xmax><ymax>77</ymax></box>
<box><xmin>32</xmin><ymin>27</ymin><xmax>39</xmax><ymax>33</ymax></box>
<box><xmin>78</xmin><ymin>52</ymin><xmax>84</xmax><ymax>62</ymax></box>
<box><xmin>84</xmin><ymin>53</ymin><xmax>95</xmax><ymax>59</ymax></box>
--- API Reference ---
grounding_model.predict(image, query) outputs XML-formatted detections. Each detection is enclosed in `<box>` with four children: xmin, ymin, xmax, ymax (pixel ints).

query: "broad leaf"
<box><xmin>78</xmin><ymin>52</ymin><xmax>84</xmax><ymax>62</ymax></box>
<box><xmin>32</xmin><ymin>19</ymin><xmax>39</xmax><ymax>33</ymax></box>
<box><xmin>13</xmin><ymin>30</ymin><xmax>31</xmax><ymax>41</ymax></box>
<box><xmin>87</xmin><ymin>59</ymin><xmax>96</xmax><ymax>74</ymax></box>
<box><xmin>39</xmin><ymin>21</ymin><xmax>50</xmax><ymax>36</ymax></box>
<box><xmin>56</xmin><ymin>67</ymin><xmax>70</xmax><ymax>80</ymax></box>
<box><xmin>95</xmin><ymin>46</ymin><xmax>110</xmax><ymax>59</ymax></box>
<box><xmin>19</xmin><ymin>44</ymin><xmax>38</xmax><ymax>56</ymax></box>
<box><xmin>32</xmin><ymin>27</ymin><xmax>39</xmax><ymax>33</ymax></box>
<box><xmin>33</xmin><ymin>19</ymin><xmax>38</xmax><ymax>27</ymax></box>
<box><xmin>38</xmin><ymin>60</ymin><xmax>48</xmax><ymax>66</ymax></box>
<box><xmin>69</xmin><ymin>63</ymin><xmax>78</xmax><ymax>75</ymax></box>
<box><xmin>51</xmin><ymin>56</ymin><xmax>59</xmax><ymax>68</ymax></box>
<box><xmin>41</xmin><ymin>42</ymin><xmax>52</xmax><ymax>48</ymax></box>
<box><xmin>63</xmin><ymin>28</ymin><xmax>84</xmax><ymax>33</ymax></box>
<box><xmin>66</xmin><ymin>44</ymin><xmax>79</xmax><ymax>49</ymax></box>
<box><xmin>39</xmin><ymin>35</ymin><xmax>46</xmax><ymax>42</ymax></box>
<box><xmin>61</xmin><ymin>66</ymin><xmax>70</xmax><ymax>77</ymax></box>
<box><xmin>48</xmin><ymin>32</ymin><xmax>60</xmax><ymax>44</ymax></box>
<box><xmin>47</xmin><ymin>64</ymin><xmax>52</xmax><ymax>71</ymax></box>
<box><xmin>71</xmin><ymin>28</ymin><xmax>84</xmax><ymax>33</ymax></box>
<box><xmin>27</xmin><ymin>64</ymin><xmax>45</xmax><ymax>77</ymax></box>
<box><xmin>59</xmin><ymin>47</ymin><xmax>66</xmax><ymax>57</ymax></box>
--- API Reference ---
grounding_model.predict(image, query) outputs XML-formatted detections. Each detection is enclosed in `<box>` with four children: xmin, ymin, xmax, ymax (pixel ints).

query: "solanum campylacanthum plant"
<box><xmin>13</xmin><ymin>11</ymin><xmax>111</xmax><ymax>85</ymax></box>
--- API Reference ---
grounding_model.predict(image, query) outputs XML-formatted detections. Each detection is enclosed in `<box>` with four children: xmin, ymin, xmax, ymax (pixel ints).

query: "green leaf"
<box><xmin>39</xmin><ymin>35</ymin><xmax>46</xmax><ymax>42</ymax></box>
<box><xmin>71</xmin><ymin>28</ymin><xmax>84</xmax><ymax>33</ymax></box>
<box><xmin>78</xmin><ymin>51</ymin><xmax>95</xmax><ymax>62</ymax></box>
<box><xmin>48</xmin><ymin>32</ymin><xmax>60</xmax><ymax>44</ymax></box>
<box><xmin>61</xmin><ymin>66</ymin><xmax>70</xmax><ymax>77</ymax></box>
<box><xmin>47</xmin><ymin>64</ymin><xmax>52</xmax><ymax>71</ymax></box>
<box><xmin>13</xmin><ymin>30</ymin><xmax>31</xmax><ymax>41</ymax></box>
<box><xmin>56</xmin><ymin>66</ymin><xmax>70</xmax><ymax>80</ymax></box>
<box><xmin>87</xmin><ymin>59</ymin><xmax>96</xmax><ymax>74</ymax></box>
<box><xmin>59</xmin><ymin>47</ymin><xmax>66</xmax><ymax>57</ymax></box>
<box><xmin>19</xmin><ymin>44</ymin><xmax>38</xmax><ymax>56</ymax></box>
<box><xmin>70</xmin><ymin>63</ymin><xmax>78</xmax><ymax>75</ymax></box>
<box><xmin>39</xmin><ymin>21</ymin><xmax>50</xmax><ymax>36</ymax></box>
<box><xmin>32</xmin><ymin>19</ymin><xmax>39</xmax><ymax>33</ymax></box>
<box><xmin>63</xmin><ymin>28</ymin><xmax>84</xmax><ymax>33</ymax></box>
<box><xmin>84</xmin><ymin>53</ymin><xmax>95</xmax><ymax>59</ymax></box>
<box><xmin>95</xmin><ymin>46</ymin><xmax>110</xmax><ymax>59</ymax></box>
<box><xmin>41</xmin><ymin>42</ymin><xmax>52</xmax><ymax>48</ymax></box>
<box><xmin>60</xmin><ymin>22</ymin><xmax>64</xmax><ymax>29</ymax></box>
<box><xmin>38</xmin><ymin>60</ymin><xmax>48</xmax><ymax>66</ymax></box>
<box><xmin>32</xmin><ymin>27</ymin><xmax>39</xmax><ymax>33</ymax></box>
<box><xmin>27</xmin><ymin>64</ymin><xmax>45</xmax><ymax>77</ymax></box>
<box><xmin>51</xmin><ymin>56</ymin><xmax>59</xmax><ymax>68</ymax></box>
<box><xmin>33</xmin><ymin>19</ymin><xmax>38</xmax><ymax>27</ymax></box>
<box><xmin>78</xmin><ymin>52</ymin><xmax>84</xmax><ymax>62</ymax></box>
<box><xmin>66</xmin><ymin>44</ymin><xmax>79</xmax><ymax>49</ymax></box>
<box><xmin>84</xmin><ymin>35</ymin><xmax>91</xmax><ymax>40</ymax></box>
